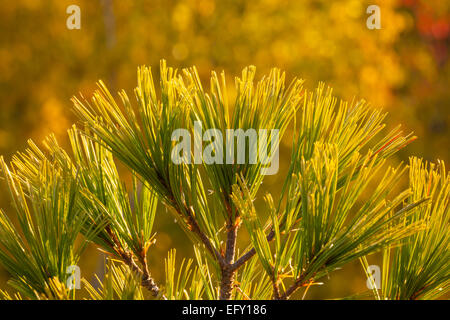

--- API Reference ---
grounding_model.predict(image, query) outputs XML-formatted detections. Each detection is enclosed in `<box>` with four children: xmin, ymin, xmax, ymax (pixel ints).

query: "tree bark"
<box><xmin>219</xmin><ymin>225</ymin><xmax>238</xmax><ymax>300</ymax></box>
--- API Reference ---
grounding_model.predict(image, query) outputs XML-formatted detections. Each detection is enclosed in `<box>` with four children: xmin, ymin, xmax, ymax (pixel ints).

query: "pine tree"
<box><xmin>0</xmin><ymin>61</ymin><xmax>448</xmax><ymax>300</ymax></box>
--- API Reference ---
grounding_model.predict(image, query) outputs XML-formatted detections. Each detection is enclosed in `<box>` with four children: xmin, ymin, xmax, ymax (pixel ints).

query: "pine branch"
<box><xmin>219</xmin><ymin>224</ymin><xmax>238</xmax><ymax>300</ymax></box>
<box><xmin>2</xmin><ymin>60</ymin><xmax>443</xmax><ymax>301</ymax></box>
<box><xmin>232</xmin><ymin>229</ymin><xmax>275</xmax><ymax>271</ymax></box>
<box><xmin>271</xmin><ymin>275</ymin><xmax>281</xmax><ymax>300</ymax></box>
<box><xmin>278</xmin><ymin>275</ymin><xmax>308</xmax><ymax>300</ymax></box>
<box><xmin>105</xmin><ymin>225</ymin><xmax>165</xmax><ymax>299</ymax></box>
<box><xmin>376</xmin><ymin>158</ymin><xmax>449</xmax><ymax>300</ymax></box>
<box><xmin>171</xmin><ymin>197</ymin><xmax>226</xmax><ymax>268</ymax></box>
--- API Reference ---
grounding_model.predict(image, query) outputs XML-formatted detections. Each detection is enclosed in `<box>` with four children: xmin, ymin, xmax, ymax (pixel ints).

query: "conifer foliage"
<box><xmin>0</xmin><ymin>61</ymin><xmax>448</xmax><ymax>300</ymax></box>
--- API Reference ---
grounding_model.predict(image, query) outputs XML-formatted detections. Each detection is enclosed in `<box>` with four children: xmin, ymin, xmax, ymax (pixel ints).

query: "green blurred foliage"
<box><xmin>0</xmin><ymin>0</ymin><xmax>448</xmax><ymax>299</ymax></box>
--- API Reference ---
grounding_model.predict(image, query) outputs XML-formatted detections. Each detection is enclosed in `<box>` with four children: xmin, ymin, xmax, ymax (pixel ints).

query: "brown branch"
<box><xmin>105</xmin><ymin>226</ymin><xmax>166</xmax><ymax>299</ymax></box>
<box><xmin>167</xmin><ymin>195</ymin><xmax>226</xmax><ymax>268</ymax></box>
<box><xmin>279</xmin><ymin>275</ymin><xmax>308</xmax><ymax>300</ymax></box>
<box><xmin>219</xmin><ymin>224</ymin><xmax>238</xmax><ymax>300</ymax></box>
<box><xmin>166</xmin><ymin>191</ymin><xmax>243</xmax><ymax>300</ymax></box>
<box><xmin>231</xmin><ymin>229</ymin><xmax>275</xmax><ymax>271</ymax></box>
<box><xmin>186</xmin><ymin>210</ymin><xmax>226</xmax><ymax>267</ymax></box>
<box><xmin>410</xmin><ymin>284</ymin><xmax>430</xmax><ymax>300</ymax></box>
<box><xmin>272</xmin><ymin>279</ymin><xmax>281</xmax><ymax>300</ymax></box>
<box><xmin>231</xmin><ymin>212</ymin><xmax>299</xmax><ymax>272</ymax></box>
<box><xmin>138</xmin><ymin>251</ymin><xmax>167</xmax><ymax>299</ymax></box>
<box><xmin>120</xmin><ymin>250</ymin><xmax>164</xmax><ymax>298</ymax></box>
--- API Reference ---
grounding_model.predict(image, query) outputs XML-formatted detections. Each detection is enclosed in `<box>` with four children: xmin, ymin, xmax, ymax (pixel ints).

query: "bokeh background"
<box><xmin>0</xmin><ymin>0</ymin><xmax>448</xmax><ymax>299</ymax></box>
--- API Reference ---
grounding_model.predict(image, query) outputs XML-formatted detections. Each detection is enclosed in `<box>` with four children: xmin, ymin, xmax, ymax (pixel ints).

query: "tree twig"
<box><xmin>106</xmin><ymin>226</ymin><xmax>166</xmax><ymax>299</ymax></box>
<box><xmin>272</xmin><ymin>276</ymin><xmax>281</xmax><ymax>300</ymax></box>
<box><xmin>231</xmin><ymin>229</ymin><xmax>275</xmax><ymax>271</ymax></box>
<box><xmin>279</xmin><ymin>275</ymin><xmax>307</xmax><ymax>300</ymax></box>
<box><xmin>166</xmin><ymin>193</ymin><xmax>226</xmax><ymax>267</ymax></box>
<box><xmin>219</xmin><ymin>224</ymin><xmax>238</xmax><ymax>300</ymax></box>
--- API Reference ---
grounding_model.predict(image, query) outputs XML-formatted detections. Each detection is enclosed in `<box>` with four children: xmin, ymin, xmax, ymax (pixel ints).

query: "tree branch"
<box><xmin>179</xmin><ymin>201</ymin><xmax>226</xmax><ymax>267</ymax></box>
<box><xmin>165</xmin><ymin>194</ymin><xmax>226</xmax><ymax>267</ymax></box>
<box><xmin>231</xmin><ymin>212</ymin><xmax>296</xmax><ymax>272</ymax></box>
<box><xmin>272</xmin><ymin>278</ymin><xmax>281</xmax><ymax>300</ymax></box>
<box><xmin>279</xmin><ymin>275</ymin><xmax>307</xmax><ymax>300</ymax></box>
<box><xmin>106</xmin><ymin>226</ymin><xmax>166</xmax><ymax>299</ymax></box>
<box><xmin>219</xmin><ymin>224</ymin><xmax>238</xmax><ymax>300</ymax></box>
<box><xmin>121</xmin><ymin>250</ymin><xmax>164</xmax><ymax>299</ymax></box>
<box><xmin>231</xmin><ymin>229</ymin><xmax>275</xmax><ymax>271</ymax></box>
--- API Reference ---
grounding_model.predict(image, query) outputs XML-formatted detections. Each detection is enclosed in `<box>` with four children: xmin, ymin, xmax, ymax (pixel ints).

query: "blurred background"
<box><xmin>0</xmin><ymin>0</ymin><xmax>448</xmax><ymax>299</ymax></box>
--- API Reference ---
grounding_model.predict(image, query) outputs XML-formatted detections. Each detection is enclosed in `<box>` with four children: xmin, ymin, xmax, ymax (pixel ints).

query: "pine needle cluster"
<box><xmin>0</xmin><ymin>61</ymin><xmax>447</xmax><ymax>300</ymax></box>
